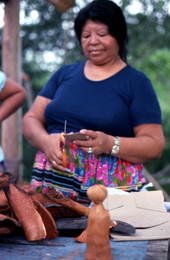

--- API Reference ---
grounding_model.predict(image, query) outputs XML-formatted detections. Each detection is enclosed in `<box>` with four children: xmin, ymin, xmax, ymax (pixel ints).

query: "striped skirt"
<box><xmin>31</xmin><ymin>141</ymin><xmax>146</xmax><ymax>202</ymax></box>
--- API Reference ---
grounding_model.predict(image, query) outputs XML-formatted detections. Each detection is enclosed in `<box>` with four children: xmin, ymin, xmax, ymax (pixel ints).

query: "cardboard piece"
<box><xmin>103</xmin><ymin>190</ymin><xmax>170</xmax><ymax>241</ymax></box>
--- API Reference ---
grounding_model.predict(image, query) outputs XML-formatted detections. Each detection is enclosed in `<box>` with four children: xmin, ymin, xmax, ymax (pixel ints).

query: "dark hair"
<box><xmin>74</xmin><ymin>0</ymin><xmax>128</xmax><ymax>61</ymax></box>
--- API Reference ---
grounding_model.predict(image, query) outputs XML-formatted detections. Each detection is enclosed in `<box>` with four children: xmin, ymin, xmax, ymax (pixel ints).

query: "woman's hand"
<box><xmin>72</xmin><ymin>124</ymin><xmax>165</xmax><ymax>164</ymax></box>
<box><xmin>73</xmin><ymin>129</ymin><xmax>114</xmax><ymax>155</ymax></box>
<box><xmin>44</xmin><ymin>133</ymin><xmax>67</xmax><ymax>171</ymax></box>
<box><xmin>22</xmin><ymin>96</ymin><xmax>67</xmax><ymax>171</ymax></box>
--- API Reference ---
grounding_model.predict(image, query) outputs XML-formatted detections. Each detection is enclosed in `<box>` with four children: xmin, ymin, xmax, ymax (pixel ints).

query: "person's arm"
<box><xmin>116</xmin><ymin>123</ymin><xmax>165</xmax><ymax>163</ymax></box>
<box><xmin>73</xmin><ymin>124</ymin><xmax>165</xmax><ymax>164</ymax></box>
<box><xmin>22</xmin><ymin>96</ymin><xmax>66</xmax><ymax>171</ymax></box>
<box><xmin>0</xmin><ymin>78</ymin><xmax>26</xmax><ymax>122</ymax></box>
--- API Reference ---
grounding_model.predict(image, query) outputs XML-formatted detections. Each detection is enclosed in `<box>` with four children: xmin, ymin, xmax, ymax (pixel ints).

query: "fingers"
<box><xmin>46</xmin><ymin>134</ymin><xmax>69</xmax><ymax>171</ymax></box>
<box><xmin>74</xmin><ymin>130</ymin><xmax>109</xmax><ymax>155</ymax></box>
<box><xmin>73</xmin><ymin>130</ymin><xmax>97</xmax><ymax>152</ymax></box>
<box><xmin>51</xmin><ymin>159</ymin><xmax>66</xmax><ymax>171</ymax></box>
<box><xmin>80</xmin><ymin>129</ymin><xmax>96</xmax><ymax>139</ymax></box>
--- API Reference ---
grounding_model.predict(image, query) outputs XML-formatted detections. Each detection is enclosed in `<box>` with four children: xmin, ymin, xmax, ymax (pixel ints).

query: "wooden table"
<box><xmin>0</xmin><ymin>232</ymin><xmax>169</xmax><ymax>260</ymax></box>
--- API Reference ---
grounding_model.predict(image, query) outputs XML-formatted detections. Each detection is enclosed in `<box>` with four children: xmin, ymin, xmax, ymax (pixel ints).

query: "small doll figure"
<box><xmin>84</xmin><ymin>184</ymin><xmax>113</xmax><ymax>260</ymax></box>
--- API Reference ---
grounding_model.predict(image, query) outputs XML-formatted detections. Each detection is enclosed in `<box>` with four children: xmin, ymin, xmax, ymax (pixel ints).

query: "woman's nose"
<box><xmin>89</xmin><ymin>34</ymin><xmax>99</xmax><ymax>44</ymax></box>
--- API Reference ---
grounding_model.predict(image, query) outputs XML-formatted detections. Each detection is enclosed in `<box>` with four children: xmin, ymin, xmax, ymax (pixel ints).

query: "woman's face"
<box><xmin>81</xmin><ymin>20</ymin><xmax>120</xmax><ymax>65</ymax></box>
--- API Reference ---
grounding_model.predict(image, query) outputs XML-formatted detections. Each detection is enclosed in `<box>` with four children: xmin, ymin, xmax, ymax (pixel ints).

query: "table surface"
<box><xmin>0</xmin><ymin>232</ymin><xmax>169</xmax><ymax>260</ymax></box>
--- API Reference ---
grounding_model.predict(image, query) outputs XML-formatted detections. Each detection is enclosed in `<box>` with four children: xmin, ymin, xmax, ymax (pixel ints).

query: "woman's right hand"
<box><xmin>22</xmin><ymin>96</ymin><xmax>67</xmax><ymax>171</ymax></box>
<box><xmin>44</xmin><ymin>133</ymin><xmax>66</xmax><ymax>171</ymax></box>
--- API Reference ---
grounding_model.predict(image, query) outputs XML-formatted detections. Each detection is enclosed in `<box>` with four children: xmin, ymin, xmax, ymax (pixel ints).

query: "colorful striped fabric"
<box><xmin>31</xmin><ymin>142</ymin><xmax>146</xmax><ymax>202</ymax></box>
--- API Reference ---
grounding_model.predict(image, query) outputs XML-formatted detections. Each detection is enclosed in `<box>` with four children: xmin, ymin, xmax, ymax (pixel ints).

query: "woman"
<box><xmin>22</xmin><ymin>0</ymin><xmax>165</xmax><ymax>202</ymax></box>
<box><xmin>0</xmin><ymin>70</ymin><xmax>26</xmax><ymax>171</ymax></box>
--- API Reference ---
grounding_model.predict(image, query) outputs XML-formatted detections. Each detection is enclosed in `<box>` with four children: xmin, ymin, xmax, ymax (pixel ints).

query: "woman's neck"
<box><xmin>84</xmin><ymin>58</ymin><xmax>126</xmax><ymax>81</ymax></box>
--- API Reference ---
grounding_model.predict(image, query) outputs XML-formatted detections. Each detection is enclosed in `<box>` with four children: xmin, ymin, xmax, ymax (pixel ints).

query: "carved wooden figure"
<box><xmin>85</xmin><ymin>184</ymin><xmax>113</xmax><ymax>260</ymax></box>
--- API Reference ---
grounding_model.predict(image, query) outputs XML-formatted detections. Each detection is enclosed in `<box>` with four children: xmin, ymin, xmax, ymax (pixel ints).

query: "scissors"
<box><xmin>61</xmin><ymin>120</ymin><xmax>67</xmax><ymax>168</ymax></box>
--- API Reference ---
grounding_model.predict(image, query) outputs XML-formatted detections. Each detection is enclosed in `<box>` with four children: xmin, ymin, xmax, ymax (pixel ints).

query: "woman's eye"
<box><xmin>99</xmin><ymin>34</ymin><xmax>107</xmax><ymax>37</ymax></box>
<box><xmin>82</xmin><ymin>34</ymin><xmax>90</xmax><ymax>38</ymax></box>
<box><xmin>98</xmin><ymin>31</ymin><xmax>109</xmax><ymax>37</ymax></box>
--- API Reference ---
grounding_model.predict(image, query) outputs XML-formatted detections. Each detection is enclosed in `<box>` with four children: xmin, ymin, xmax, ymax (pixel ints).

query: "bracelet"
<box><xmin>110</xmin><ymin>136</ymin><xmax>120</xmax><ymax>155</ymax></box>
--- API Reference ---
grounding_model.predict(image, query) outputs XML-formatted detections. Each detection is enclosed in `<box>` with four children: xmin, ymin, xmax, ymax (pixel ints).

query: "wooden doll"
<box><xmin>84</xmin><ymin>184</ymin><xmax>113</xmax><ymax>260</ymax></box>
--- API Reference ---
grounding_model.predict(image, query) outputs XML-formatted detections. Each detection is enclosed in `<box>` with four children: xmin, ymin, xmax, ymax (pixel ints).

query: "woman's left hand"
<box><xmin>73</xmin><ymin>129</ymin><xmax>114</xmax><ymax>155</ymax></box>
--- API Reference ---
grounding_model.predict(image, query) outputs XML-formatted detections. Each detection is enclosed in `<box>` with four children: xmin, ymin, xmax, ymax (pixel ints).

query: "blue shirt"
<box><xmin>39</xmin><ymin>62</ymin><xmax>162</xmax><ymax>137</ymax></box>
<box><xmin>0</xmin><ymin>71</ymin><xmax>6</xmax><ymax>91</ymax></box>
<box><xmin>0</xmin><ymin>71</ymin><xmax>6</xmax><ymax>161</ymax></box>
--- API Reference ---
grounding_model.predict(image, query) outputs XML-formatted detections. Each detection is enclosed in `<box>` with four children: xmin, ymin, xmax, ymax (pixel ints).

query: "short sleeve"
<box><xmin>0</xmin><ymin>146</ymin><xmax>4</xmax><ymax>162</ymax></box>
<box><xmin>130</xmin><ymin>77</ymin><xmax>162</xmax><ymax>126</ymax></box>
<box><xmin>38</xmin><ymin>65</ymin><xmax>69</xmax><ymax>99</ymax></box>
<box><xmin>0</xmin><ymin>71</ymin><xmax>6</xmax><ymax>92</ymax></box>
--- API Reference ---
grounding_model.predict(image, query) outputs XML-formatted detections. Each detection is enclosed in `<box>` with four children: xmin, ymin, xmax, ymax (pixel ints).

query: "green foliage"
<box><xmin>137</xmin><ymin>49</ymin><xmax>170</xmax><ymax>174</ymax></box>
<box><xmin>21</xmin><ymin>0</ymin><xmax>62</xmax><ymax>51</ymax></box>
<box><xmin>22</xmin><ymin>61</ymin><xmax>52</xmax><ymax>98</ymax></box>
<box><xmin>132</xmin><ymin>48</ymin><xmax>170</xmax><ymax>113</ymax></box>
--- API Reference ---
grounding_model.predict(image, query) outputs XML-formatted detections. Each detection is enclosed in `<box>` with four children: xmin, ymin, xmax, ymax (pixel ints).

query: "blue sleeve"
<box><xmin>130</xmin><ymin>77</ymin><xmax>162</xmax><ymax>126</ymax></box>
<box><xmin>0</xmin><ymin>71</ymin><xmax>6</xmax><ymax>92</ymax></box>
<box><xmin>38</xmin><ymin>66</ymin><xmax>69</xmax><ymax>99</ymax></box>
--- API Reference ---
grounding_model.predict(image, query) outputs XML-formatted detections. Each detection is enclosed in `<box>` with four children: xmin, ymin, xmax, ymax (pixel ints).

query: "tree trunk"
<box><xmin>1</xmin><ymin>0</ymin><xmax>22</xmax><ymax>182</ymax></box>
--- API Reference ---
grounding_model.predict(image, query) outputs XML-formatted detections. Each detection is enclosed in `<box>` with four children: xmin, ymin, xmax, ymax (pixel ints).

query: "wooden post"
<box><xmin>1</xmin><ymin>0</ymin><xmax>22</xmax><ymax>181</ymax></box>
